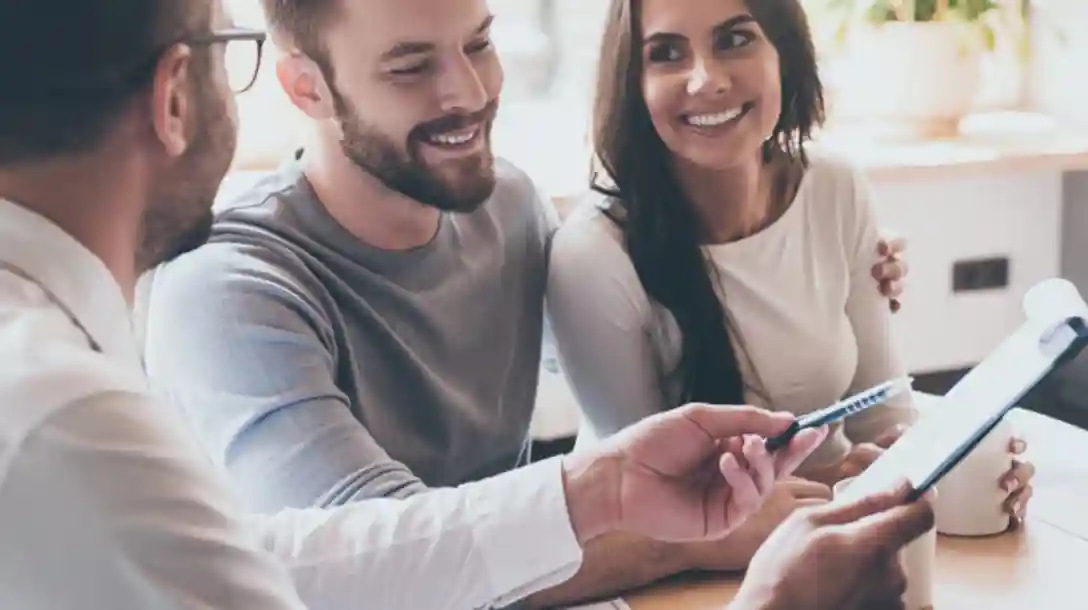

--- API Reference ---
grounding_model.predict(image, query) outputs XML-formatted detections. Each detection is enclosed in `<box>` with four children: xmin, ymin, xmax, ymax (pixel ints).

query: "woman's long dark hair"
<box><xmin>590</xmin><ymin>0</ymin><xmax>825</xmax><ymax>406</ymax></box>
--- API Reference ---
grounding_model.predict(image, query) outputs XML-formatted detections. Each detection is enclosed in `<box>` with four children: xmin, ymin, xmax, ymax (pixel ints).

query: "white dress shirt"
<box><xmin>0</xmin><ymin>198</ymin><xmax>583</xmax><ymax>610</ymax></box>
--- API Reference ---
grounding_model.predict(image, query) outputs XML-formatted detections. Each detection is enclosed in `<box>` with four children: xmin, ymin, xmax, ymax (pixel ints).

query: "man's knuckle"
<box><xmin>813</xmin><ymin>529</ymin><xmax>851</xmax><ymax>553</ymax></box>
<box><xmin>678</xmin><ymin>402</ymin><xmax>706</xmax><ymax>416</ymax></box>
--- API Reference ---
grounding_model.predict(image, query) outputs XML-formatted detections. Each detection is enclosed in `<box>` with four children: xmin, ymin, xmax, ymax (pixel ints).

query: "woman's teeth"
<box><xmin>684</xmin><ymin>107</ymin><xmax>744</xmax><ymax>127</ymax></box>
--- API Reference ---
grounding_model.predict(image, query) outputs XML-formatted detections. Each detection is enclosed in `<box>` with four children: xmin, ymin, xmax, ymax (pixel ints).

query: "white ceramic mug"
<box><xmin>932</xmin><ymin>416</ymin><xmax>1014</xmax><ymax>537</ymax></box>
<box><xmin>835</xmin><ymin>477</ymin><xmax>936</xmax><ymax>610</ymax></box>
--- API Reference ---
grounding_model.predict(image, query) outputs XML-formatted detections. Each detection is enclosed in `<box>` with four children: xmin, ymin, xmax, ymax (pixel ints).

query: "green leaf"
<box><xmin>981</xmin><ymin>22</ymin><xmax>997</xmax><ymax>51</ymax></box>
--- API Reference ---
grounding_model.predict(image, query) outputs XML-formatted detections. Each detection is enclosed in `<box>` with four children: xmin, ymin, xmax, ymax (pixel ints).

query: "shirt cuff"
<box><xmin>471</xmin><ymin>456</ymin><xmax>584</xmax><ymax>608</ymax></box>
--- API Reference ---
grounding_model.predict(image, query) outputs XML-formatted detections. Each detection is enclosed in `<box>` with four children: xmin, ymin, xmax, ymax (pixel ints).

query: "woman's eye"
<box><xmin>647</xmin><ymin>44</ymin><xmax>681</xmax><ymax>63</ymax></box>
<box><xmin>716</xmin><ymin>30</ymin><xmax>755</xmax><ymax>51</ymax></box>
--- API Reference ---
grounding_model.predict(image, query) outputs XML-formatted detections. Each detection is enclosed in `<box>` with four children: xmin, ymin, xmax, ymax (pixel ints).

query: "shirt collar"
<box><xmin>0</xmin><ymin>198</ymin><xmax>143</xmax><ymax>371</ymax></box>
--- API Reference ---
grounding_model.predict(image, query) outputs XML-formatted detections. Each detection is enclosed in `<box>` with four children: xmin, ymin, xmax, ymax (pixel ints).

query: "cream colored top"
<box><xmin>546</xmin><ymin>156</ymin><xmax>916</xmax><ymax>470</ymax></box>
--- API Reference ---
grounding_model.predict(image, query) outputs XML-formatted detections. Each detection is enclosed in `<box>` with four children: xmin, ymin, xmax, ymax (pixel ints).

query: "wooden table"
<box><xmin>625</xmin><ymin>400</ymin><xmax>1088</xmax><ymax>609</ymax></box>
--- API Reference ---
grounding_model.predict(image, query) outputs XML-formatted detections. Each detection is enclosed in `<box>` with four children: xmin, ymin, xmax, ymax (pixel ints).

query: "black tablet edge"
<box><xmin>906</xmin><ymin>315</ymin><xmax>1088</xmax><ymax>502</ymax></box>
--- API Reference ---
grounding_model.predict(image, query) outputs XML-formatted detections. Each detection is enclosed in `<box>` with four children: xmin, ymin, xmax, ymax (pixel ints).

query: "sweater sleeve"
<box><xmin>143</xmin><ymin>242</ymin><xmax>428</xmax><ymax>511</ymax></box>
<box><xmin>841</xmin><ymin>167</ymin><xmax>919</xmax><ymax>443</ymax></box>
<box><xmin>545</xmin><ymin>208</ymin><xmax>673</xmax><ymax>440</ymax></box>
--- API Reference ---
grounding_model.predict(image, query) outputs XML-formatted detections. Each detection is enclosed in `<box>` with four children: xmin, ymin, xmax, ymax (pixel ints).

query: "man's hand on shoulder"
<box><xmin>560</xmin><ymin>404</ymin><xmax>828</xmax><ymax>545</ymax></box>
<box><xmin>873</xmin><ymin>233</ymin><xmax>908</xmax><ymax>313</ymax></box>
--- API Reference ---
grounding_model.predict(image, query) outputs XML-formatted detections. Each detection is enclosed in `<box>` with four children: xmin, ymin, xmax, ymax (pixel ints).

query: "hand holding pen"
<box><xmin>765</xmin><ymin>376</ymin><xmax>915</xmax><ymax>452</ymax></box>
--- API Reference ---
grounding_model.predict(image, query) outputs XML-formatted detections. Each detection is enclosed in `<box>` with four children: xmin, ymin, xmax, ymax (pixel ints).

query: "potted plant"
<box><xmin>812</xmin><ymin>0</ymin><xmax>1017</xmax><ymax>138</ymax></box>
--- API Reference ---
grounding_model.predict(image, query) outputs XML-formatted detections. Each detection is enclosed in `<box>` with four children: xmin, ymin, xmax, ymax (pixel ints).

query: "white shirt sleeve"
<box><xmin>842</xmin><ymin>168</ymin><xmax>918</xmax><ymax>442</ymax></box>
<box><xmin>0</xmin><ymin>390</ymin><xmax>308</xmax><ymax>610</ymax></box>
<box><xmin>0</xmin><ymin>389</ymin><xmax>583</xmax><ymax>610</ymax></box>
<box><xmin>253</xmin><ymin>457</ymin><xmax>583</xmax><ymax>610</ymax></box>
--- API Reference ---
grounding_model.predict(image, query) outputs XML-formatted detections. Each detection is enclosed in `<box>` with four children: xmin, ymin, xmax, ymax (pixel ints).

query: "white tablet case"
<box><xmin>837</xmin><ymin>278</ymin><xmax>1088</xmax><ymax>503</ymax></box>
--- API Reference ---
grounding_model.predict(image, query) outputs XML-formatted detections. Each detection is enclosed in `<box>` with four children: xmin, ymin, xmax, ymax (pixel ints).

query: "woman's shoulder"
<box><xmin>552</xmin><ymin>190</ymin><xmax>628</xmax><ymax>257</ymax></box>
<box><xmin>801</xmin><ymin>152</ymin><xmax>866</xmax><ymax>203</ymax></box>
<box><xmin>795</xmin><ymin>152</ymin><xmax>876</xmax><ymax>236</ymax></box>
<box><xmin>548</xmin><ymin>191</ymin><xmax>653</xmax><ymax>312</ymax></box>
<box><xmin>796</xmin><ymin>152</ymin><xmax>882</xmax><ymax>260</ymax></box>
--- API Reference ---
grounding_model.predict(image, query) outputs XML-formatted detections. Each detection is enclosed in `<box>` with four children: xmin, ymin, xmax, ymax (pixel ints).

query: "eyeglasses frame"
<box><xmin>185</xmin><ymin>27</ymin><xmax>267</xmax><ymax>94</ymax></box>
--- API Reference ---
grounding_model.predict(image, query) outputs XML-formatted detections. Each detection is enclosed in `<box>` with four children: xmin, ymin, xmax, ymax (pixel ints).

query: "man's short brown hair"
<box><xmin>0</xmin><ymin>0</ymin><xmax>213</xmax><ymax>165</ymax></box>
<box><xmin>260</xmin><ymin>0</ymin><xmax>342</xmax><ymax>72</ymax></box>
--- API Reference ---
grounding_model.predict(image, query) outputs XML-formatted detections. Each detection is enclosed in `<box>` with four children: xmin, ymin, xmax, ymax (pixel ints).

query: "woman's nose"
<box><xmin>686</xmin><ymin>57</ymin><xmax>729</xmax><ymax>97</ymax></box>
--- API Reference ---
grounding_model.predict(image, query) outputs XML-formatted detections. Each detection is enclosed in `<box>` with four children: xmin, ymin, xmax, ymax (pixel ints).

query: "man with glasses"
<box><xmin>0</xmin><ymin>2</ymin><xmax>932</xmax><ymax>609</ymax></box>
<box><xmin>0</xmin><ymin>0</ymin><xmax>284</xmax><ymax>606</ymax></box>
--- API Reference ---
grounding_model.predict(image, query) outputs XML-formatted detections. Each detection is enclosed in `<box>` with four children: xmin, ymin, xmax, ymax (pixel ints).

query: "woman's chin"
<box><xmin>671</xmin><ymin>147</ymin><xmax>759</xmax><ymax>173</ymax></box>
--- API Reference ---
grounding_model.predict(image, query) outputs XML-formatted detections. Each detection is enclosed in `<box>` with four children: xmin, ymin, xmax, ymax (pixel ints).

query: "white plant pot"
<box><xmin>828</xmin><ymin>21</ymin><xmax>984</xmax><ymax>138</ymax></box>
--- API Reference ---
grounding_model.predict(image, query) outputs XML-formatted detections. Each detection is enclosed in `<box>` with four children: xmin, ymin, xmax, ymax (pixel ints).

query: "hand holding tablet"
<box><xmin>836</xmin><ymin>278</ymin><xmax>1088</xmax><ymax>507</ymax></box>
<box><xmin>810</xmin><ymin>278</ymin><xmax>1088</xmax><ymax>610</ymax></box>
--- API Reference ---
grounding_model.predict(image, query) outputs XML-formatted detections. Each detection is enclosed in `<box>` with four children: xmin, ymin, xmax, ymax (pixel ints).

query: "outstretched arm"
<box><xmin>842</xmin><ymin>171</ymin><xmax>918</xmax><ymax>445</ymax></box>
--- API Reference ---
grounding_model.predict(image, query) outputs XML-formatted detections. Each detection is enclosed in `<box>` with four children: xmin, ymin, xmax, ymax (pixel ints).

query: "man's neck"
<box><xmin>302</xmin><ymin>138</ymin><xmax>442</xmax><ymax>251</ymax></box>
<box><xmin>0</xmin><ymin>155</ymin><xmax>143</xmax><ymax>302</ymax></box>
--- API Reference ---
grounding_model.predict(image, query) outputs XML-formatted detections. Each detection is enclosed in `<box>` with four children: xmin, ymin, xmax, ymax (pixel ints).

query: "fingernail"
<box><xmin>1012</xmin><ymin>440</ymin><xmax>1027</xmax><ymax>453</ymax></box>
<box><xmin>1012</xmin><ymin>501</ymin><xmax>1022</xmax><ymax>517</ymax></box>
<box><xmin>1005</xmin><ymin>478</ymin><xmax>1019</xmax><ymax>492</ymax></box>
<box><xmin>720</xmin><ymin>453</ymin><xmax>740</xmax><ymax>474</ymax></box>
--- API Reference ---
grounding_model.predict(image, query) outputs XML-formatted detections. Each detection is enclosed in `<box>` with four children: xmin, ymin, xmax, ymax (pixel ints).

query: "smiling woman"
<box><xmin>546</xmin><ymin>0</ymin><xmax>916</xmax><ymax>485</ymax></box>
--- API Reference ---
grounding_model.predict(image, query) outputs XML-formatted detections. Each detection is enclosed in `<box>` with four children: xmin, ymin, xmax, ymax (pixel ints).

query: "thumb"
<box><xmin>773</xmin><ymin>426</ymin><xmax>828</xmax><ymax>477</ymax></box>
<box><xmin>812</xmin><ymin>479</ymin><xmax>914</xmax><ymax>526</ymax></box>
<box><xmin>680</xmin><ymin>404</ymin><xmax>797</xmax><ymax>441</ymax></box>
<box><xmin>847</xmin><ymin>497</ymin><xmax>935</xmax><ymax>553</ymax></box>
<box><xmin>873</xmin><ymin>424</ymin><xmax>907</xmax><ymax>449</ymax></box>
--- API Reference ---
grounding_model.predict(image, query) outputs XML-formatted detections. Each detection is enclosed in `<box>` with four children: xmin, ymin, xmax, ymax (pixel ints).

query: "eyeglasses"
<box><xmin>186</xmin><ymin>28</ymin><xmax>267</xmax><ymax>94</ymax></box>
<box><xmin>10</xmin><ymin>27</ymin><xmax>267</xmax><ymax>101</ymax></box>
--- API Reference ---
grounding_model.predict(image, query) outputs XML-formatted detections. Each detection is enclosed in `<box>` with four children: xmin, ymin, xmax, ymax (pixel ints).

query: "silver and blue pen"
<box><xmin>764</xmin><ymin>376</ymin><xmax>915</xmax><ymax>452</ymax></box>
